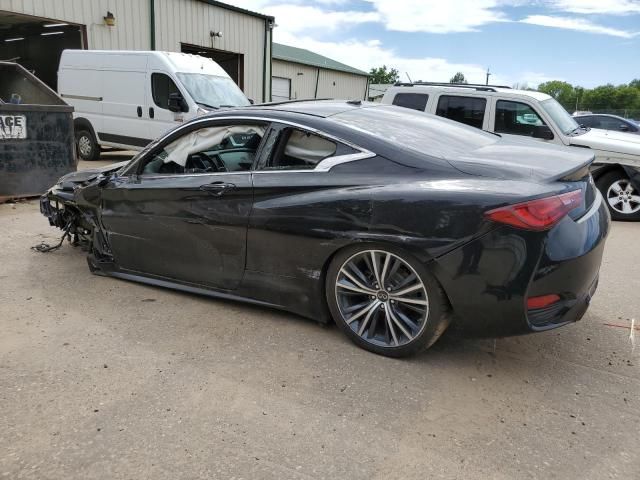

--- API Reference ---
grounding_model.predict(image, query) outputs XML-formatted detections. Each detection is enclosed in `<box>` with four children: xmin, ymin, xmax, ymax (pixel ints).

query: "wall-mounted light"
<box><xmin>297</xmin><ymin>72</ymin><xmax>304</xmax><ymax>76</ymax></box>
<box><xmin>209</xmin><ymin>31</ymin><xmax>223</xmax><ymax>38</ymax></box>
<box><xmin>104</xmin><ymin>11</ymin><xmax>116</xmax><ymax>27</ymax></box>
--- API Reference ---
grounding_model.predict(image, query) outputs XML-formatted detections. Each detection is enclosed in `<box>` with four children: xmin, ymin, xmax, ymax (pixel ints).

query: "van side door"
<box><xmin>99</xmin><ymin>54</ymin><xmax>152</xmax><ymax>149</ymax></box>
<box><xmin>147</xmin><ymin>72</ymin><xmax>190</xmax><ymax>141</ymax></box>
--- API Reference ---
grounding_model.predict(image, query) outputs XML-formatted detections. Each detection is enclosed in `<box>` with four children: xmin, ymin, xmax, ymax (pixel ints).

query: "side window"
<box><xmin>140</xmin><ymin>123</ymin><xmax>266</xmax><ymax>175</ymax></box>
<box><xmin>265</xmin><ymin>127</ymin><xmax>337</xmax><ymax>170</ymax></box>
<box><xmin>392</xmin><ymin>93</ymin><xmax>429</xmax><ymax>111</ymax></box>
<box><xmin>436</xmin><ymin>95</ymin><xmax>486</xmax><ymax>128</ymax></box>
<box><xmin>494</xmin><ymin>100</ymin><xmax>547</xmax><ymax>136</ymax></box>
<box><xmin>577</xmin><ymin>116</ymin><xmax>596</xmax><ymax>128</ymax></box>
<box><xmin>151</xmin><ymin>73</ymin><xmax>180</xmax><ymax>110</ymax></box>
<box><xmin>597</xmin><ymin>116</ymin><xmax>636</xmax><ymax>132</ymax></box>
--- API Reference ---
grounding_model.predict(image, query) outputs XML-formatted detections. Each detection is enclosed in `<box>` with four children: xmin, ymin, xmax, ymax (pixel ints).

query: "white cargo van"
<box><xmin>58</xmin><ymin>50</ymin><xmax>250</xmax><ymax>160</ymax></box>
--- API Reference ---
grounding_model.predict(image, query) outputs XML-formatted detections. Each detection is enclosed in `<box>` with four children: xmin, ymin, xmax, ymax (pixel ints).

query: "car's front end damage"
<box><xmin>38</xmin><ymin>161</ymin><xmax>128</xmax><ymax>254</ymax></box>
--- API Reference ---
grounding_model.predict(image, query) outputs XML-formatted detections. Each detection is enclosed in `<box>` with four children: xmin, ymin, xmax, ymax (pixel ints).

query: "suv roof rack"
<box><xmin>393</xmin><ymin>82</ymin><xmax>512</xmax><ymax>93</ymax></box>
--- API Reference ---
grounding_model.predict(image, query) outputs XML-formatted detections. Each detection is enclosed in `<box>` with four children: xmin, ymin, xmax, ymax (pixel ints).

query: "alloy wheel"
<box><xmin>606</xmin><ymin>179</ymin><xmax>640</xmax><ymax>215</ymax></box>
<box><xmin>78</xmin><ymin>135</ymin><xmax>93</xmax><ymax>158</ymax></box>
<box><xmin>335</xmin><ymin>250</ymin><xmax>429</xmax><ymax>348</ymax></box>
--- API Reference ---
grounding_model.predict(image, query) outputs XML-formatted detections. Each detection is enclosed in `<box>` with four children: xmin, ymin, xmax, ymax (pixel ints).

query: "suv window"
<box><xmin>392</xmin><ymin>93</ymin><xmax>428</xmax><ymax>111</ymax></box>
<box><xmin>265</xmin><ymin>127</ymin><xmax>337</xmax><ymax>170</ymax></box>
<box><xmin>152</xmin><ymin>73</ymin><xmax>181</xmax><ymax>110</ymax></box>
<box><xmin>436</xmin><ymin>95</ymin><xmax>486</xmax><ymax>128</ymax></box>
<box><xmin>140</xmin><ymin>123</ymin><xmax>266</xmax><ymax>175</ymax></box>
<box><xmin>495</xmin><ymin>100</ymin><xmax>547</xmax><ymax>136</ymax></box>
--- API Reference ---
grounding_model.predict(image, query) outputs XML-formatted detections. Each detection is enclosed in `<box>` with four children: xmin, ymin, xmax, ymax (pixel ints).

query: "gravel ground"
<box><xmin>1</xmin><ymin>162</ymin><xmax>639</xmax><ymax>479</ymax></box>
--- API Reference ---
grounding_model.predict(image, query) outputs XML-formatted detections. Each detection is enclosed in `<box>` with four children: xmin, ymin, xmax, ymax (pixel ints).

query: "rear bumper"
<box><xmin>431</xmin><ymin>191</ymin><xmax>610</xmax><ymax>337</ymax></box>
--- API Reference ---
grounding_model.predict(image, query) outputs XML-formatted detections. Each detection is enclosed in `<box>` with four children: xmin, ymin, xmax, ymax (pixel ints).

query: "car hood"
<box><xmin>446</xmin><ymin>137</ymin><xmax>594</xmax><ymax>182</ymax></box>
<box><xmin>58</xmin><ymin>160</ymin><xmax>129</xmax><ymax>186</ymax></box>
<box><xmin>569</xmin><ymin>128</ymin><xmax>640</xmax><ymax>156</ymax></box>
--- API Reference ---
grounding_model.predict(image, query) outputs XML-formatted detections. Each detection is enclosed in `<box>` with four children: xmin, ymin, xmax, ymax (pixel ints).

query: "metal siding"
<box><xmin>0</xmin><ymin>0</ymin><xmax>266</xmax><ymax>101</ymax></box>
<box><xmin>271</xmin><ymin>60</ymin><xmax>317</xmax><ymax>100</ymax></box>
<box><xmin>317</xmin><ymin>69</ymin><xmax>368</xmax><ymax>100</ymax></box>
<box><xmin>0</xmin><ymin>0</ymin><xmax>152</xmax><ymax>50</ymax></box>
<box><xmin>273</xmin><ymin>60</ymin><xmax>368</xmax><ymax>101</ymax></box>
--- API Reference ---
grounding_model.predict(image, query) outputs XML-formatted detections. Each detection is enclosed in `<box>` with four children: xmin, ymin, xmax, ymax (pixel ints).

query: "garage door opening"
<box><xmin>272</xmin><ymin>76</ymin><xmax>291</xmax><ymax>102</ymax></box>
<box><xmin>181</xmin><ymin>43</ymin><xmax>244</xmax><ymax>91</ymax></box>
<box><xmin>0</xmin><ymin>11</ymin><xmax>84</xmax><ymax>93</ymax></box>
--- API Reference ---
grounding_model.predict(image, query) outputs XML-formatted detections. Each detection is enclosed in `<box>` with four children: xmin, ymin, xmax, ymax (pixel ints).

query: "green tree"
<box><xmin>537</xmin><ymin>80</ymin><xmax>576</xmax><ymax>110</ymax></box>
<box><xmin>450</xmin><ymin>72</ymin><xmax>467</xmax><ymax>84</ymax></box>
<box><xmin>368</xmin><ymin>65</ymin><xmax>399</xmax><ymax>84</ymax></box>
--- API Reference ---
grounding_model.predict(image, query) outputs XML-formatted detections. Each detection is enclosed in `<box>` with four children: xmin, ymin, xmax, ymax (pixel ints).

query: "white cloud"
<box><xmin>549</xmin><ymin>0</ymin><xmax>640</xmax><ymax>15</ymax></box>
<box><xmin>366</xmin><ymin>0</ymin><xmax>508</xmax><ymax>33</ymax></box>
<box><xmin>265</xmin><ymin>5</ymin><xmax>380</xmax><ymax>33</ymax></box>
<box><xmin>274</xmin><ymin>30</ymin><xmax>501</xmax><ymax>84</ymax></box>
<box><xmin>521</xmin><ymin>14</ymin><xmax>639</xmax><ymax>37</ymax></box>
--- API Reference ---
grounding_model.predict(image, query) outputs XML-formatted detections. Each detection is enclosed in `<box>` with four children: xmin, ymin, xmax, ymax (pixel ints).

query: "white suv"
<box><xmin>382</xmin><ymin>83</ymin><xmax>640</xmax><ymax>221</ymax></box>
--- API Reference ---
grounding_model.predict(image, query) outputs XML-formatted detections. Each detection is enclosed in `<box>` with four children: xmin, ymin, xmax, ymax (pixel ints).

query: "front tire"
<box><xmin>596</xmin><ymin>170</ymin><xmax>640</xmax><ymax>221</ymax></box>
<box><xmin>75</xmin><ymin>129</ymin><xmax>101</xmax><ymax>161</ymax></box>
<box><xmin>326</xmin><ymin>244</ymin><xmax>451</xmax><ymax>357</ymax></box>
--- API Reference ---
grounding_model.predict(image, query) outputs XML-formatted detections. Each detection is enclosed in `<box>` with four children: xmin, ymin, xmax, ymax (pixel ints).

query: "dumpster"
<box><xmin>0</xmin><ymin>61</ymin><xmax>75</xmax><ymax>202</ymax></box>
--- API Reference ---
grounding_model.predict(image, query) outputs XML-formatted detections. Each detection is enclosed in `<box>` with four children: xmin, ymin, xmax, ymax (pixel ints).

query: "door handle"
<box><xmin>199</xmin><ymin>182</ymin><xmax>236</xmax><ymax>196</ymax></box>
<box><xmin>149</xmin><ymin>107</ymin><xmax>155</xmax><ymax>119</ymax></box>
<box><xmin>137</xmin><ymin>106</ymin><xmax>142</xmax><ymax>117</ymax></box>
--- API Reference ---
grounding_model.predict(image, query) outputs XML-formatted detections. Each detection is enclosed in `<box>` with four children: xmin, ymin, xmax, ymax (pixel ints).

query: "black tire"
<box><xmin>75</xmin><ymin>129</ymin><xmax>101</xmax><ymax>161</ymax></box>
<box><xmin>596</xmin><ymin>170</ymin><xmax>640</xmax><ymax>221</ymax></box>
<box><xmin>326</xmin><ymin>243</ymin><xmax>451</xmax><ymax>357</ymax></box>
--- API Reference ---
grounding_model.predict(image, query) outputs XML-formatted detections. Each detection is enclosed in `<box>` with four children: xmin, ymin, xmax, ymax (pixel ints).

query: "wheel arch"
<box><xmin>592</xmin><ymin>163</ymin><xmax>640</xmax><ymax>191</ymax></box>
<box><xmin>73</xmin><ymin>117</ymin><xmax>99</xmax><ymax>144</ymax></box>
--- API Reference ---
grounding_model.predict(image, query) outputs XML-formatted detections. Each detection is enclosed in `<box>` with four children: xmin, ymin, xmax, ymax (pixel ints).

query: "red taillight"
<box><xmin>527</xmin><ymin>294</ymin><xmax>561</xmax><ymax>310</ymax></box>
<box><xmin>485</xmin><ymin>190</ymin><xmax>583</xmax><ymax>231</ymax></box>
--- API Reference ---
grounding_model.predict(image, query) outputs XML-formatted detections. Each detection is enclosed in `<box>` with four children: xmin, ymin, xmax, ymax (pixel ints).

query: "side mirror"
<box><xmin>168</xmin><ymin>92</ymin><xmax>188</xmax><ymax>113</ymax></box>
<box><xmin>620</xmin><ymin>124</ymin><xmax>629</xmax><ymax>132</ymax></box>
<box><xmin>96</xmin><ymin>172</ymin><xmax>111</xmax><ymax>187</ymax></box>
<box><xmin>532</xmin><ymin>124</ymin><xmax>554</xmax><ymax>140</ymax></box>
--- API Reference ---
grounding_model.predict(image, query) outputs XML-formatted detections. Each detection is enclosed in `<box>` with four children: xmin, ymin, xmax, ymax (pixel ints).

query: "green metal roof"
<box><xmin>272</xmin><ymin>43</ymin><xmax>368</xmax><ymax>77</ymax></box>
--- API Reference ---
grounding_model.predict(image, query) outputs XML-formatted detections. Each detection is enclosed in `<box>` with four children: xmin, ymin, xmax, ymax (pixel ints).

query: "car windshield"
<box><xmin>540</xmin><ymin>98</ymin><xmax>579</xmax><ymax>135</ymax></box>
<box><xmin>176</xmin><ymin>73</ymin><xmax>250</xmax><ymax>108</ymax></box>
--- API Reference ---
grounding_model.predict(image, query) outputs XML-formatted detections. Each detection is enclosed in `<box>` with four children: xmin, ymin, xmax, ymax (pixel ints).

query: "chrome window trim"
<box><xmin>136</xmin><ymin>115</ymin><xmax>375</xmax><ymax>175</ymax></box>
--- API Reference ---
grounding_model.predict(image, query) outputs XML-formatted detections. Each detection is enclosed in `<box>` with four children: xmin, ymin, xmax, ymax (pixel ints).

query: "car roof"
<box><xmin>387</xmin><ymin>84</ymin><xmax>552</xmax><ymax>102</ymax></box>
<box><xmin>216</xmin><ymin>100</ymin><xmax>374</xmax><ymax>118</ymax></box>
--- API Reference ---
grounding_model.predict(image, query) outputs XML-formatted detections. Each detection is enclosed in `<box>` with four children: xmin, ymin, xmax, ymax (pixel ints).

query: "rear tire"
<box><xmin>326</xmin><ymin>243</ymin><xmax>451</xmax><ymax>357</ymax></box>
<box><xmin>596</xmin><ymin>170</ymin><xmax>640</xmax><ymax>221</ymax></box>
<box><xmin>76</xmin><ymin>129</ymin><xmax>101</xmax><ymax>161</ymax></box>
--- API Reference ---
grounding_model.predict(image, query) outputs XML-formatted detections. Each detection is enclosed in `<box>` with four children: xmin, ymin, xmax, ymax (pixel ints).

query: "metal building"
<box><xmin>271</xmin><ymin>43</ymin><xmax>368</xmax><ymax>102</ymax></box>
<box><xmin>0</xmin><ymin>0</ymin><xmax>274</xmax><ymax>102</ymax></box>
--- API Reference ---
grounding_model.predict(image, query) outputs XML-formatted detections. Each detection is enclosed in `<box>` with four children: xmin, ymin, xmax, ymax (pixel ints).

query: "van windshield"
<box><xmin>176</xmin><ymin>73</ymin><xmax>250</xmax><ymax>109</ymax></box>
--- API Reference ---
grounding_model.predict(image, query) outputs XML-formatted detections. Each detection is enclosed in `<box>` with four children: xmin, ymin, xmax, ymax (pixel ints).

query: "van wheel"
<box><xmin>596</xmin><ymin>170</ymin><xmax>640</xmax><ymax>221</ymax></box>
<box><xmin>76</xmin><ymin>130</ymin><xmax>101</xmax><ymax>161</ymax></box>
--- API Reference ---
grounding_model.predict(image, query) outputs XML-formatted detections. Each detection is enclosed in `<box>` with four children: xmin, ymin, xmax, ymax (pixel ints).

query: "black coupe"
<box><xmin>40</xmin><ymin>101</ymin><xmax>610</xmax><ymax>357</ymax></box>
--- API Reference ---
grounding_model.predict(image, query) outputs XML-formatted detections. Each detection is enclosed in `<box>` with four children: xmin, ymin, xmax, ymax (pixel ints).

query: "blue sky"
<box><xmin>235</xmin><ymin>0</ymin><xmax>640</xmax><ymax>88</ymax></box>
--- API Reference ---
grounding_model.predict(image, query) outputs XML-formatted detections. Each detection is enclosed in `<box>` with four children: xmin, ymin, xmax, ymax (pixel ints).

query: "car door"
<box><xmin>98</xmin><ymin>119</ymin><xmax>268</xmax><ymax>290</ymax></box>
<box><xmin>492</xmin><ymin>98</ymin><xmax>558</xmax><ymax>143</ymax></box>
<box><xmin>147</xmin><ymin>71</ymin><xmax>190</xmax><ymax>141</ymax></box>
<box><xmin>247</xmin><ymin>123</ymin><xmax>374</xmax><ymax>278</ymax></box>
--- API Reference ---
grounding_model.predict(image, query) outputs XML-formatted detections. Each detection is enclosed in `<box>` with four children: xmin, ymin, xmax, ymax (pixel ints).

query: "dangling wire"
<box><xmin>31</xmin><ymin>220</ymin><xmax>74</xmax><ymax>253</ymax></box>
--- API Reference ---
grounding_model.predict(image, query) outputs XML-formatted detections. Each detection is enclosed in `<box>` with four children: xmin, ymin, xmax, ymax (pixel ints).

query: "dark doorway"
<box><xmin>181</xmin><ymin>43</ymin><xmax>244</xmax><ymax>91</ymax></box>
<box><xmin>0</xmin><ymin>11</ymin><xmax>84</xmax><ymax>92</ymax></box>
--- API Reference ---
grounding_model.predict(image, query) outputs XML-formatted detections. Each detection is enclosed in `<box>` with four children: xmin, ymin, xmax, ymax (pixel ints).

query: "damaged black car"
<box><xmin>40</xmin><ymin>100</ymin><xmax>610</xmax><ymax>357</ymax></box>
